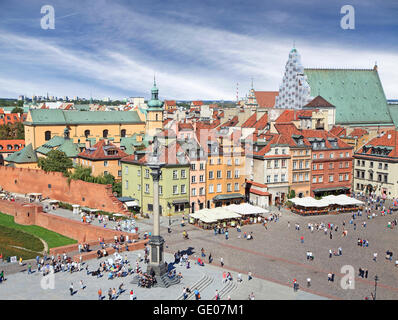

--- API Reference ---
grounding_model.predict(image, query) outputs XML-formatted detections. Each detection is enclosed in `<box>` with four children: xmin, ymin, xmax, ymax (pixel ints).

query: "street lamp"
<box><xmin>373</xmin><ymin>275</ymin><xmax>379</xmax><ymax>300</ymax></box>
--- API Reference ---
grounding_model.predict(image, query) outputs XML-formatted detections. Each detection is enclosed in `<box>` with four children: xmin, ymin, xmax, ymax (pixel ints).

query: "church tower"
<box><xmin>146</xmin><ymin>77</ymin><xmax>164</xmax><ymax>137</ymax></box>
<box><xmin>274</xmin><ymin>48</ymin><xmax>312</xmax><ymax>109</ymax></box>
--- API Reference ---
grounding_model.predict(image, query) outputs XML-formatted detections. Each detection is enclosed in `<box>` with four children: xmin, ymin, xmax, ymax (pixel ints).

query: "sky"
<box><xmin>0</xmin><ymin>0</ymin><xmax>397</xmax><ymax>101</ymax></box>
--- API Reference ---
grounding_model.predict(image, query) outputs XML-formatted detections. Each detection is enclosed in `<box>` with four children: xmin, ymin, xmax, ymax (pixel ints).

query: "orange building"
<box><xmin>77</xmin><ymin>139</ymin><xmax>128</xmax><ymax>180</ymax></box>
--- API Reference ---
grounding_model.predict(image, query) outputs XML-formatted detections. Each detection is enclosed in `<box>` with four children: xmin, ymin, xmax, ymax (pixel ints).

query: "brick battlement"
<box><xmin>0</xmin><ymin>166</ymin><xmax>126</xmax><ymax>214</ymax></box>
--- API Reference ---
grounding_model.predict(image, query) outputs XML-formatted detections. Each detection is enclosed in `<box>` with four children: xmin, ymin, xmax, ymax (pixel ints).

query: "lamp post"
<box><xmin>373</xmin><ymin>275</ymin><xmax>379</xmax><ymax>300</ymax></box>
<box><xmin>146</xmin><ymin>137</ymin><xmax>167</xmax><ymax>277</ymax></box>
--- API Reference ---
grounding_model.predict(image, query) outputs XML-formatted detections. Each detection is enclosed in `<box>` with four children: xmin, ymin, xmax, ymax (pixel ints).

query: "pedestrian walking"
<box><xmin>98</xmin><ymin>289</ymin><xmax>102</xmax><ymax>300</ymax></box>
<box><xmin>307</xmin><ymin>278</ymin><xmax>311</xmax><ymax>287</ymax></box>
<box><xmin>130</xmin><ymin>289</ymin><xmax>137</xmax><ymax>300</ymax></box>
<box><xmin>338</xmin><ymin>247</ymin><xmax>342</xmax><ymax>256</ymax></box>
<box><xmin>300</xmin><ymin>236</ymin><xmax>304</xmax><ymax>244</ymax></box>
<box><xmin>80</xmin><ymin>280</ymin><xmax>85</xmax><ymax>290</ymax></box>
<box><xmin>329</xmin><ymin>249</ymin><xmax>333</xmax><ymax>258</ymax></box>
<box><xmin>373</xmin><ymin>252</ymin><xmax>378</xmax><ymax>262</ymax></box>
<box><xmin>69</xmin><ymin>283</ymin><xmax>74</xmax><ymax>295</ymax></box>
<box><xmin>220</xmin><ymin>257</ymin><xmax>224</xmax><ymax>267</ymax></box>
<box><xmin>248</xmin><ymin>271</ymin><xmax>252</xmax><ymax>281</ymax></box>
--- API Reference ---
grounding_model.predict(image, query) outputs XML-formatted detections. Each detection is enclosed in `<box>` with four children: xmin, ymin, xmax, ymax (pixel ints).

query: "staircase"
<box><xmin>177</xmin><ymin>274</ymin><xmax>214</xmax><ymax>300</ymax></box>
<box><xmin>214</xmin><ymin>280</ymin><xmax>238</xmax><ymax>300</ymax></box>
<box><xmin>105</xmin><ymin>185</ymin><xmax>131</xmax><ymax>216</ymax></box>
<box><xmin>130</xmin><ymin>272</ymin><xmax>180</xmax><ymax>288</ymax></box>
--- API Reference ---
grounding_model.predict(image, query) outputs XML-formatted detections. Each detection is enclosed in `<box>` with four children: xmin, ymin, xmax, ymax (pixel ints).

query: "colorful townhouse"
<box><xmin>353</xmin><ymin>130</ymin><xmax>398</xmax><ymax>198</ymax></box>
<box><xmin>121</xmin><ymin>140</ymin><xmax>190</xmax><ymax>216</ymax></box>
<box><xmin>77</xmin><ymin>138</ymin><xmax>128</xmax><ymax>180</ymax></box>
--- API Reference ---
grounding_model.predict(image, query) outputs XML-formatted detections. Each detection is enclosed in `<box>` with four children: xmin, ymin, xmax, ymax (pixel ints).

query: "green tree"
<box><xmin>38</xmin><ymin>150</ymin><xmax>73</xmax><ymax>175</ymax></box>
<box><xmin>112</xmin><ymin>182</ymin><xmax>122</xmax><ymax>196</ymax></box>
<box><xmin>0</xmin><ymin>125</ymin><xmax>11</xmax><ymax>139</ymax></box>
<box><xmin>11</xmin><ymin>107</ymin><xmax>24</xmax><ymax>114</ymax></box>
<box><xmin>288</xmin><ymin>189</ymin><xmax>296</xmax><ymax>199</ymax></box>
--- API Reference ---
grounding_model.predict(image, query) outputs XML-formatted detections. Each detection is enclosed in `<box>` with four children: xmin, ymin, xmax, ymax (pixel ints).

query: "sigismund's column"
<box><xmin>147</xmin><ymin>161</ymin><xmax>167</xmax><ymax>276</ymax></box>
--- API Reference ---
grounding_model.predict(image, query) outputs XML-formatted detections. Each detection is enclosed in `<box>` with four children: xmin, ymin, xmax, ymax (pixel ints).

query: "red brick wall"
<box><xmin>0</xmin><ymin>166</ymin><xmax>128</xmax><ymax>214</ymax></box>
<box><xmin>0</xmin><ymin>199</ymin><xmax>138</xmax><ymax>243</ymax></box>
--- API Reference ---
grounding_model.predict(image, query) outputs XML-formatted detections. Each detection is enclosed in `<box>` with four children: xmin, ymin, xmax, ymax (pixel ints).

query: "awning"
<box><xmin>172</xmin><ymin>199</ymin><xmax>190</xmax><ymax>205</ymax></box>
<box><xmin>117</xmin><ymin>197</ymin><xmax>136</xmax><ymax>203</ymax></box>
<box><xmin>212</xmin><ymin>193</ymin><xmax>244</xmax><ymax>201</ymax></box>
<box><xmin>125</xmin><ymin>201</ymin><xmax>139</xmax><ymax>207</ymax></box>
<box><xmin>313</xmin><ymin>187</ymin><xmax>350</xmax><ymax>193</ymax></box>
<box><xmin>225</xmin><ymin>203</ymin><xmax>269</xmax><ymax>215</ymax></box>
<box><xmin>290</xmin><ymin>197</ymin><xmax>329</xmax><ymax>208</ymax></box>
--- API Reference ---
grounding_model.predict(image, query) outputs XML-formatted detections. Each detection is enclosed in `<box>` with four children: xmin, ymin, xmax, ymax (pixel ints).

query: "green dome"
<box><xmin>148</xmin><ymin>78</ymin><xmax>164</xmax><ymax>109</ymax></box>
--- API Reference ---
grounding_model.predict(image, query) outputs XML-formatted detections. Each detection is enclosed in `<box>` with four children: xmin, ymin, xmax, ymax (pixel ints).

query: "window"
<box><xmin>357</xmin><ymin>160</ymin><xmax>361</xmax><ymax>166</ymax></box>
<box><xmin>45</xmin><ymin>131</ymin><xmax>51</xmax><ymax>141</ymax></box>
<box><xmin>104</xmin><ymin>161</ymin><xmax>108</xmax><ymax>167</ymax></box>
<box><xmin>339</xmin><ymin>162</ymin><xmax>343</xmax><ymax>169</ymax></box>
<box><xmin>147</xmin><ymin>204</ymin><xmax>153</xmax><ymax>211</ymax></box>
<box><xmin>191</xmin><ymin>164</ymin><xmax>196</xmax><ymax>170</ymax></box>
<box><xmin>384</xmin><ymin>175</ymin><xmax>388</xmax><ymax>183</ymax></box>
<box><xmin>103</xmin><ymin>129</ymin><xmax>108</xmax><ymax>138</ymax></box>
<box><xmin>173</xmin><ymin>185</ymin><xmax>178</xmax><ymax>194</ymax></box>
<box><xmin>199</xmin><ymin>175</ymin><xmax>204</xmax><ymax>182</ymax></box>
<box><xmin>345</xmin><ymin>162</ymin><xmax>349</xmax><ymax>168</ymax></box>
<box><xmin>313</xmin><ymin>154</ymin><xmax>317</xmax><ymax>159</ymax></box>
<box><xmin>282</xmin><ymin>159</ymin><xmax>287</xmax><ymax>168</ymax></box>
<box><xmin>339</xmin><ymin>152</ymin><xmax>343</xmax><ymax>158</ymax></box>
<box><xmin>275</xmin><ymin>148</ymin><xmax>279</xmax><ymax>155</ymax></box>
<box><xmin>281</xmin><ymin>174</ymin><xmax>286</xmax><ymax>182</ymax></box>
<box><xmin>319</xmin><ymin>163</ymin><xmax>323</xmax><ymax>170</ymax></box>
<box><xmin>313</xmin><ymin>177</ymin><xmax>317</xmax><ymax>183</ymax></box>
<box><xmin>384</xmin><ymin>164</ymin><xmax>388</xmax><ymax>170</ymax></box>
<box><xmin>234</xmin><ymin>183</ymin><xmax>239</xmax><ymax>191</ymax></box>
<box><xmin>217</xmin><ymin>184</ymin><xmax>222</xmax><ymax>193</ymax></box>
<box><xmin>282</xmin><ymin>149</ymin><xmax>286</xmax><ymax>155</ymax></box>
<box><xmin>319</xmin><ymin>153</ymin><xmax>324</xmax><ymax>159</ymax></box>
<box><xmin>159</xmin><ymin>185</ymin><xmax>163</xmax><ymax>195</ymax></box>
<box><xmin>369</xmin><ymin>172</ymin><xmax>373</xmax><ymax>180</ymax></box>
<box><xmin>199</xmin><ymin>187</ymin><xmax>204</xmax><ymax>195</ymax></box>
<box><xmin>329</xmin><ymin>163</ymin><xmax>333</xmax><ymax>169</ymax></box>
<box><xmin>319</xmin><ymin>176</ymin><xmax>323</xmax><ymax>183</ymax></box>
<box><xmin>218</xmin><ymin>158</ymin><xmax>221</xmax><ymax>165</ymax></box>
<box><xmin>299</xmin><ymin>160</ymin><xmax>303</xmax><ymax>169</ymax></box>
<box><xmin>200</xmin><ymin>163</ymin><xmax>204</xmax><ymax>170</ymax></box>
<box><xmin>329</xmin><ymin>153</ymin><xmax>334</xmax><ymax>159</ymax></box>
<box><xmin>235</xmin><ymin>158</ymin><xmax>239</xmax><ymax>165</ymax></box>
<box><xmin>378</xmin><ymin>174</ymin><xmax>382</xmax><ymax>182</ymax></box>
<box><xmin>227</xmin><ymin>183</ymin><xmax>232</xmax><ymax>192</ymax></box>
<box><xmin>145</xmin><ymin>184</ymin><xmax>150</xmax><ymax>193</ymax></box>
<box><xmin>378</xmin><ymin>163</ymin><xmax>382</xmax><ymax>169</ymax></box>
<box><xmin>274</xmin><ymin>160</ymin><xmax>279</xmax><ymax>168</ymax></box>
<box><xmin>345</xmin><ymin>152</ymin><xmax>349</xmax><ymax>157</ymax></box>
<box><xmin>293</xmin><ymin>161</ymin><xmax>297</xmax><ymax>169</ymax></box>
<box><xmin>125</xmin><ymin>180</ymin><xmax>128</xmax><ymax>189</ymax></box>
<box><xmin>173</xmin><ymin>170</ymin><xmax>178</xmax><ymax>179</ymax></box>
<box><xmin>234</xmin><ymin>170</ymin><xmax>240</xmax><ymax>178</ymax></box>
<box><xmin>145</xmin><ymin>169</ymin><xmax>149</xmax><ymax>178</ymax></box>
<box><xmin>339</xmin><ymin>174</ymin><xmax>343</xmax><ymax>181</ymax></box>
<box><xmin>209</xmin><ymin>184</ymin><xmax>214</xmax><ymax>193</ymax></box>
<box><xmin>192</xmin><ymin>188</ymin><xmax>196</xmax><ymax>196</ymax></box>
<box><xmin>345</xmin><ymin>174</ymin><xmax>349</xmax><ymax>181</ymax></box>
<box><xmin>313</xmin><ymin>164</ymin><xmax>317</xmax><ymax>170</ymax></box>
<box><xmin>267</xmin><ymin>161</ymin><xmax>271</xmax><ymax>169</ymax></box>
<box><xmin>191</xmin><ymin>176</ymin><xmax>196</xmax><ymax>183</ymax></box>
<box><xmin>329</xmin><ymin>175</ymin><xmax>334</xmax><ymax>182</ymax></box>
<box><xmin>84</xmin><ymin>130</ymin><xmax>90</xmax><ymax>138</ymax></box>
<box><xmin>137</xmin><ymin>184</ymin><xmax>141</xmax><ymax>191</ymax></box>
<box><xmin>299</xmin><ymin>173</ymin><xmax>303</xmax><ymax>182</ymax></box>
<box><xmin>227</xmin><ymin>171</ymin><xmax>232</xmax><ymax>179</ymax></box>
<box><xmin>137</xmin><ymin>169</ymin><xmax>140</xmax><ymax>176</ymax></box>
<box><xmin>227</xmin><ymin>159</ymin><xmax>232</xmax><ymax>166</ymax></box>
<box><xmin>120</xmin><ymin>129</ymin><xmax>126</xmax><ymax>138</ymax></box>
<box><xmin>305</xmin><ymin>172</ymin><xmax>309</xmax><ymax>181</ymax></box>
<box><xmin>181</xmin><ymin>170</ymin><xmax>186</xmax><ymax>179</ymax></box>
<box><xmin>209</xmin><ymin>171</ymin><xmax>214</xmax><ymax>179</ymax></box>
<box><xmin>181</xmin><ymin>184</ymin><xmax>186</xmax><ymax>194</ymax></box>
<box><xmin>293</xmin><ymin>174</ymin><xmax>297</xmax><ymax>182</ymax></box>
<box><xmin>274</xmin><ymin>175</ymin><xmax>278</xmax><ymax>182</ymax></box>
<box><xmin>118</xmin><ymin>170</ymin><xmax>122</xmax><ymax>177</ymax></box>
<box><xmin>217</xmin><ymin>170</ymin><xmax>222</xmax><ymax>179</ymax></box>
<box><xmin>305</xmin><ymin>160</ymin><xmax>309</xmax><ymax>169</ymax></box>
<box><xmin>370</xmin><ymin>162</ymin><xmax>373</xmax><ymax>168</ymax></box>
<box><xmin>266</xmin><ymin>175</ymin><xmax>271</xmax><ymax>183</ymax></box>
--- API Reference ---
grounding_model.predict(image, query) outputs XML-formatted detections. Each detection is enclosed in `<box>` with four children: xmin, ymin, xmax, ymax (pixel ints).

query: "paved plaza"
<box><xmin>1</xmin><ymin>196</ymin><xmax>397</xmax><ymax>300</ymax></box>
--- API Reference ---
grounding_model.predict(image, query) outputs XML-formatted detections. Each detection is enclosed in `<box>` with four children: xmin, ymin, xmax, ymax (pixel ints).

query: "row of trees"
<box><xmin>37</xmin><ymin>150</ymin><xmax>122</xmax><ymax>196</ymax></box>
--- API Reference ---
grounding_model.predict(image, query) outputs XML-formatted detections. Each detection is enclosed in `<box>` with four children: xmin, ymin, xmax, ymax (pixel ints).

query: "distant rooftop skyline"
<box><xmin>0</xmin><ymin>0</ymin><xmax>397</xmax><ymax>100</ymax></box>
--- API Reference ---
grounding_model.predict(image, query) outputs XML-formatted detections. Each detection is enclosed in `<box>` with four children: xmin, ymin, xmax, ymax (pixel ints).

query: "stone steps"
<box><xmin>176</xmin><ymin>274</ymin><xmax>213</xmax><ymax>300</ymax></box>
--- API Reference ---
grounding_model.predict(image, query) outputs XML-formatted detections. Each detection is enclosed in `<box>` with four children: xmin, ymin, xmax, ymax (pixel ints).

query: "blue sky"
<box><xmin>0</xmin><ymin>0</ymin><xmax>397</xmax><ymax>100</ymax></box>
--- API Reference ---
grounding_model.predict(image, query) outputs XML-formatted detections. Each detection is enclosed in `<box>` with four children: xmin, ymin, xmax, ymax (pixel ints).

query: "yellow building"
<box><xmin>24</xmin><ymin>109</ymin><xmax>145</xmax><ymax>150</ymax></box>
<box><xmin>204</xmin><ymin>135</ymin><xmax>246</xmax><ymax>208</ymax></box>
<box><xmin>77</xmin><ymin>139</ymin><xmax>128</xmax><ymax>180</ymax></box>
<box><xmin>4</xmin><ymin>143</ymin><xmax>40</xmax><ymax>169</ymax></box>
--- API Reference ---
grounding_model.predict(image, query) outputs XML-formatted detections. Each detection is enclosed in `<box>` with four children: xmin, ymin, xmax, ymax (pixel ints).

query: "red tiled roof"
<box><xmin>220</xmin><ymin>116</ymin><xmax>239</xmax><ymax>128</ymax></box>
<box><xmin>192</xmin><ymin>101</ymin><xmax>203</xmax><ymax>106</ymax></box>
<box><xmin>356</xmin><ymin>130</ymin><xmax>398</xmax><ymax>158</ymax></box>
<box><xmin>241</xmin><ymin>113</ymin><xmax>257</xmax><ymax>128</ymax></box>
<box><xmin>249</xmin><ymin>188</ymin><xmax>271</xmax><ymax>196</ymax></box>
<box><xmin>300</xmin><ymin>128</ymin><xmax>352</xmax><ymax>150</ymax></box>
<box><xmin>349</xmin><ymin>128</ymin><xmax>368</xmax><ymax>138</ymax></box>
<box><xmin>254</xmin><ymin>113</ymin><xmax>268</xmax><ymax>130</ymax></box>
<box><xmin>246</xmin><ymin>181</ymin><xmax>268</xmax><ymax>188</ymax></box>
<box><xmin>304</xmin><ymin>95</ymin><xmax>334</xmax><ymax>108</ymax></box>
<box><xmin>329</xmin><ymin>125</ymin><xmax>346</xmax><ymax>138</ymax></box>
<box><xmin>275</xmin><ymin>110</ymin><xmax>312</xmax><ymax>123</ymax></box>
<box><xmin>0</xmin><ymin>139</ymin><xmax>25</xmax><ymax>153</ymax></box>
<box><xmin>78</xmin><ymin>139</ymin><xmax>128</xmax><ymax>160</ymax></box>
<box><xmin>254</xmin><ymin>91</ymin><xmax>278</xmax><ymax>108</ymax></box>
<box><xmin>178</xmin><ymin>122</ymin><xmax>194</xmax><ymax>131</ymax></box>
<box><xmin>164</xmin><ymin>100</ymin><xmax>176</xmax><ymax>106</ymax></box>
